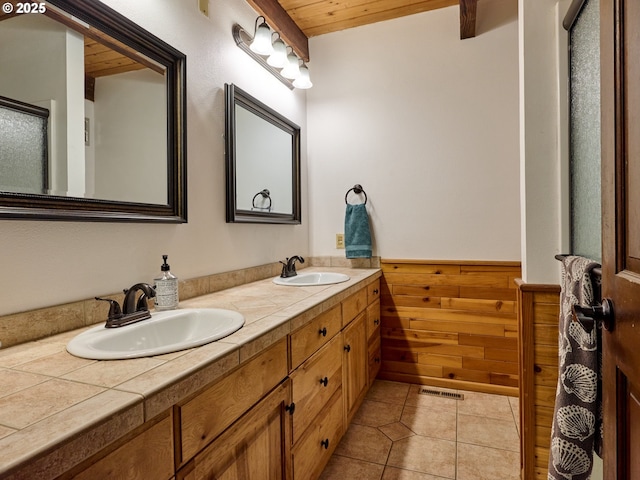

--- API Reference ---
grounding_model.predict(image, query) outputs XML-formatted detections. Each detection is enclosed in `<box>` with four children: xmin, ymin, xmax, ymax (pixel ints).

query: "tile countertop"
<box><xmin>0</xmin><ymin>267</ymin><xmax>381</xmax><ymax>480</ymax></box>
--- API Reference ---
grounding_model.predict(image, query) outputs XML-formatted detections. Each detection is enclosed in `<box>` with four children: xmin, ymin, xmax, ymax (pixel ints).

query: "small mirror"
<box><xmin>0</xmin><ymin>0</ymin><xmax>186</xmax><ymax>222</ymax></box>
<box><xmin>225</xmin><ymin>84</ymin><xmax>301</xmax><ymax>224</ymax></box>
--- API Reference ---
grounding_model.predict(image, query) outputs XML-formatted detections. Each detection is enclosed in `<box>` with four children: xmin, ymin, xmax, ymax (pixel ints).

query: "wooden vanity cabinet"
<box><xmin>53</xmin><ymin>277</ymin><xmax>381</xmax><ymax>480</ymax></box>
<box><xmin>177</xmin><ymin>380</ymin><xmax>292</xmax><ymax>480</ymax></box>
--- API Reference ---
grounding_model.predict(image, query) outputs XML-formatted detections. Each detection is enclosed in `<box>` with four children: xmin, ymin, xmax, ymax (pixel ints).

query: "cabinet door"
<box><xmin>67</xmin><ymin>412</ymin><xmax>173</xmax><ymax>480</ymax></box>
<box><xmin>368</xmin><ymin>335</ymin><xmax>381</xmax><ymax>384</ymax></box>
<box><xmin>342</xmin><ymin>311</ymin><xmax>368</xmax><ymax>424</ymax></box>
<box><xmin>178</xmin><ymin>380</ymin><xmax>292</xmax><ymax>480</ymax></box>
<box><xmin>366</xmin><ymin>298</ymin><xmax>381</xmax><ymax>384</ymax></box>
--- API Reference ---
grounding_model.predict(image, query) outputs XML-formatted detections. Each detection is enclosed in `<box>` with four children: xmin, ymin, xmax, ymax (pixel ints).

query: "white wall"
<box><xmin>0</xmin><ymin>0</ymin><xmax>308</xmax><ymax>316</ymax></box>
<box><xmin>93</xmin><ymin>69</ymin><xmax>167</xmax><ymax>204</ymax></box>
<box><xmin>518</xmin><ymin>0</ymin><xmax>571</xmax><ymax>284</ymax></box>
<box><xmin>306</xmin><ymin>0</ymin><xmax>520</xmax><ymax>261</ymax></box>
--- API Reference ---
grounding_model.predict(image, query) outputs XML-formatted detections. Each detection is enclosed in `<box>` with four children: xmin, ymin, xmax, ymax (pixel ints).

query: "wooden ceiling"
<box><xmin>247</xmin><ymin>0</ymin><xmax>479</xmax><ymax>61</ymax></box>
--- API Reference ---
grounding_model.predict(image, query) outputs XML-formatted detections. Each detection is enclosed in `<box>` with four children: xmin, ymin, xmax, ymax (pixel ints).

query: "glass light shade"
<box><xmin>250</xmin><ymin>21</ymin><xmax>273</xmax><ymax>55</ymax></box>
<box><xmin>293</xmin><ymin>65</ymin><xmax>312</xmax><ymax>89</ymax></box>
<box><xmin>267</xmin><ymin>38</ymin><xmax>287</xmax><ymax>68</ymax></box>
<box><xmin>280</xmin><ymin>53</ymin><xmax>301</xmax><ymax>79</ymax></box>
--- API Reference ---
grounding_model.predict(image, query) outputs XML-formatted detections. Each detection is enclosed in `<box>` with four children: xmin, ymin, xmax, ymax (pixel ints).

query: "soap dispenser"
<box><xmin>154</xmin><ymin>255</ymin><xmax>178</xmax><ymax>311</ymax></box>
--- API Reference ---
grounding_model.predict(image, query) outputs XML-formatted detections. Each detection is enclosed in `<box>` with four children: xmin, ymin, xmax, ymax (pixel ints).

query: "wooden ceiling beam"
<box><xmin>245</xmin><ymin>0</ymin><xmax>310</xmax><ymax>61</ymax></box>
<box><xmin>459</xmin><ymin>0</ymin><xmax>477</xmax><ymax>39</ymax></box>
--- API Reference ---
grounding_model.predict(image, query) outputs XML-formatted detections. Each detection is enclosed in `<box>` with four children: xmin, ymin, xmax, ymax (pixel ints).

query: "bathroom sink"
<box><xmin>273</xmin><ymin>272</ymin><xmax>349</xmax><ymax>286</ymax></box>
<box><xmin>66</xmin><ymin>308</ymin><xmax>244</xmax><ymax>360</ymax></box>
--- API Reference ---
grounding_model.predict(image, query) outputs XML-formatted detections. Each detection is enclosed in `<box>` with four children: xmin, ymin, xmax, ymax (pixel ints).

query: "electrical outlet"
<box><xmin>198</xmin><ymin>0</ymin><xmax>209</xmax><ymax>16</ymax></box>
<box><xmin>336</xmin><ymin>233</ymin><xmax>345</xmax><ymax>249</ymax></box>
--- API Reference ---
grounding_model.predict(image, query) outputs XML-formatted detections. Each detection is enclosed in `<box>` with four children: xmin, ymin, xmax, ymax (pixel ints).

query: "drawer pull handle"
<box><xmin>321</xmin><ymin>438</ymin><xmax>330</xmax><ymax>449</ymax></box>
<box><xmin>344</xmin><ymin>344</ymin><xmax>351</xmax><ymax>352</ymax></box>
<box><xmin>373</xmin><ymin>289</ymin><xmax>379</xmax><ymax>294</ymax></box>
<box><xmin>319</xmin><ymin>376</ymin><xmax>328</xmax><ymax>387</ymax></box>
<box><xmin>285</xmin><ymin>402</ymin><xmax>296</xmax><ymax>415</ymax></box>
<box><xmin>374</xmin><ymin>319</ymin><xmax>380</xmax><ymax>325</ymax></box>
<box><xmin>319</xmin><ymin>327</ymin><xmax>327</xmax><ymax>337</ymax></box>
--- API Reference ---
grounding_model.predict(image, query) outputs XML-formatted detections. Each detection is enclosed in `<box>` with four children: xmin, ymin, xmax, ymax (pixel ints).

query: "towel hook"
<box><xmin>345</xmin><ymin>184</ymin><xmax>367</xmax><ymax>205</ymax></box>
<box><xmin>251</xmin><ymin>189</ymin><xmax>272</xmax><ymax>211</ymax></box>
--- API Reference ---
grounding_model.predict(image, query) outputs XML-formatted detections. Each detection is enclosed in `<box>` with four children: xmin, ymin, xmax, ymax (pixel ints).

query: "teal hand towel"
<box><xmin>345</xmin><ymin>203</ymin><xmax>372</xmax><ymax>259</ymax></box>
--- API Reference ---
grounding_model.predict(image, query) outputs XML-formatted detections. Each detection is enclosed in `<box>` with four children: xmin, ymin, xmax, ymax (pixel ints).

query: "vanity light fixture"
<box><xmin>233</xmin><ymin>18</ymin><xmax>312</xmax><ymax>90</ymax></box>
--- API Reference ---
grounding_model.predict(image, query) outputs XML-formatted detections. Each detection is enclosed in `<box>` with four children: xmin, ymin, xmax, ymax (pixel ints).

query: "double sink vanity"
<box><xmin>0</xmin><ymin>267</ymin><xmax>381</xmax><ymax>480</ymax></box>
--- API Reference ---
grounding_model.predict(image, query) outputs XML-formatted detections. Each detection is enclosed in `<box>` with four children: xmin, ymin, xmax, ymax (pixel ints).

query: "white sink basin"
<box><xmin>66</xmin><ymin>308</ymin><xmax>244</xmax><ymax>360</ymax></box>
<box><xmin>273</xmin><ymin>272</ymin><xmax>349</xmax><ymax>286</ymax></box>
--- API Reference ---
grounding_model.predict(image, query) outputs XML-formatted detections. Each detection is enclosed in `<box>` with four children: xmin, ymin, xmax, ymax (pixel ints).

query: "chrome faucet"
<box><xmin>95</xmin><ymin>283</ymin><xmax>156</xmax><ymax>328</ymax></box>
<box><xmin>280</xmin><ymin>255</ymin><xmax>304</xmax><ymax>278</ymax></box>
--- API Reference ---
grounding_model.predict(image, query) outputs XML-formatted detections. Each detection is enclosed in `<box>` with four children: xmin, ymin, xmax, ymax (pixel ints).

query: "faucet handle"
<box><xmin>95</xmin><ymin>297</ymin><xmax>123</xmax><ymax>320</ymax></box>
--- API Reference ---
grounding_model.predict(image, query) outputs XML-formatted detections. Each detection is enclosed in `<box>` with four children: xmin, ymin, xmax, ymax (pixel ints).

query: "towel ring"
<box><xmin>252</xmin><ymin>189</ymin><xmax>272</xmax><ymax>211</ymax></box>
<box><xmin>345</xmin><ymin>184</ymin><xmax>367</xmax><ymax>205</ymax></box>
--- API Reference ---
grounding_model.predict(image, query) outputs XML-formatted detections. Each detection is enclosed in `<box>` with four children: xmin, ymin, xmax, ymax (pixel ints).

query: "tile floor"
<box><xmin>320</xmin><ymin>380</ymin><xmax>521</xmax><ymax>480</ymax></box>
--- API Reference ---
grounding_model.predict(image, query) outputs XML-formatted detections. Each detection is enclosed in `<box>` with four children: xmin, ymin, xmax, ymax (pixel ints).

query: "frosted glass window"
<box><xmin>569</xmin><ymin>0</ymin><xmax>601</xmax><ymax>262</ymax></box>
<box><xmin>0</xmin><ymin>99</ymin><xmax>48</xmax><ymax>194</ymax></box>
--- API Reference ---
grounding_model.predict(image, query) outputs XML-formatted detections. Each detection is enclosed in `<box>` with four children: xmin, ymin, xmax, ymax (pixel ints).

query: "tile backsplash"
<box><xmin>0</xmin><ymin>256</ymin><xmax>380</xmax><ymax>349</ymax></box>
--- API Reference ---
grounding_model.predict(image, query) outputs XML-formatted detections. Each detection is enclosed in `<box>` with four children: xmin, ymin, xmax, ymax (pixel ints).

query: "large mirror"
<box><xmin>225</xmin><ymin>84</ymin><xmax>300</xmax><ymax>224</ymax></box>
<box><xmin>0</xmin><ymin>0</ymin><xmax>187</xmax><ymax>222</ymax></box>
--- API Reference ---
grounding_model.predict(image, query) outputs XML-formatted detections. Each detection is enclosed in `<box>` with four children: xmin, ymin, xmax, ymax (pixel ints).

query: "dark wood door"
<box><xmin>601</xmin><ymin>0</ymin><xmax>640</xmax><ymax>478</ymax></box>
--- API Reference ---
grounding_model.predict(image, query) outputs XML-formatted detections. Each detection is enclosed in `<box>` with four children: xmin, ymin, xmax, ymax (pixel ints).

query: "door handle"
<box><xmin>571</xmin><ymin>298</ymin><xmax>614</xmax><ymax>332</ymax></box>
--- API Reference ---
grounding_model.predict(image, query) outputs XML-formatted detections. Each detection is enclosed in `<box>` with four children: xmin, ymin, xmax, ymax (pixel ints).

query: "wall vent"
<box><xmin>418</xmin><ymin>388</ymin><xmax>464</xmax><ymax>400</ymax></box>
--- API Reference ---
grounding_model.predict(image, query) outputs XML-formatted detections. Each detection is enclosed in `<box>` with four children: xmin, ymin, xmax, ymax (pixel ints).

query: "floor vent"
<box><xmin>418</xmin><ymin>388</ymin><xmax>464</xmax><ymax>400</ymax></box>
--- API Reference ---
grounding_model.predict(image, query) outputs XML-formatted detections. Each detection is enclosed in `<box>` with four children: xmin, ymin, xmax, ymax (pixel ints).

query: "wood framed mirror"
<box><xmin>224</xmin><ymin>83</ymin><xmax>301</xmax><ymax>224</ymax></box>
<box><xmin>0</xmin><ymin>0</ymin><xmax>187</xmax><ymax>222</ymax></box>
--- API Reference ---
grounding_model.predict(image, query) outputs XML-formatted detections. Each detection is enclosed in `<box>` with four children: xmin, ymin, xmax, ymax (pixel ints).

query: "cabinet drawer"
<box><xmin>342</xmin><ymin>288</ymin><xmax>367</xmax><ymax>327</ymax></box>
<box><xmin>290</xmin><ymin>334</ymin><xmax>343</xmax><ymax>444</ymax></box>
<box><xmin>290</xmin><ymin>305</ymin><xmax>342</xmax><ymax>370</ymax></box>
<box><xmin>367</xmin><ymin>279</ymin><xmax>381</xmax><ymax>304</ymax></box>
<box><xmin>368</xmin><ymin>335</ymin><xmax>381</xmax><ymax>385</ymax></box>
<box><xmin>177</xmin><ymin>338</ymin><xmax>288</xmax><ymax>464</ymax></box>
<box><xmin>292</xmin><ymin>388</ymin><xmax>344</xmax><ymax>480</ymax></box>
<box><xmin>366</xmin><ymin>299</ymin><xmax>380</xmax><ymax>342</ymax></box>
<box><xmin>71</xmin><ymin>413</ymin><xmax>173</xmax><ymax>480</ymax></box>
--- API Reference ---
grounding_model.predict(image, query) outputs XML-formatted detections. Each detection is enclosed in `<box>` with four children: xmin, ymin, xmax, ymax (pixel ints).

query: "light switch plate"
<box><xmin>336</xmin><ymin>233</ymin><xmax>345</xmax><ymax>249</ymax></box>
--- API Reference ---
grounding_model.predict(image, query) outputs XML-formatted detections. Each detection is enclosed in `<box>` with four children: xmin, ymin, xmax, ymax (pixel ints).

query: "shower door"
<box><xmin>600</xmin><ymin>0</ymin><xmax>640</xmax><ymax>478</ymax></box>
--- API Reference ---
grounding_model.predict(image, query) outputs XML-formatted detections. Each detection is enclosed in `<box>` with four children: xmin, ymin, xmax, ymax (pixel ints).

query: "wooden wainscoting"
<box><xmin>379</xmin><ymin>259</ymin><xmax>521</xmax><ymax>396</ymax></box>
<box><xmin>516</xmin><ymin>280</ymin><xmax>560</xmax><ymax>479</ymax></box>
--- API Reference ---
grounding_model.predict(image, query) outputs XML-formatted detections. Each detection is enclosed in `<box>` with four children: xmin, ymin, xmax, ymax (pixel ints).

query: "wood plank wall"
<box><xmin>516</xmin><ymin>280</ymin><xmax>560</xmax><ymax>479</ymax></box>
<box><xmin>379</xmin><ymin>260</ymin><xmax>521</xmax><ymax>396</ymax></box>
